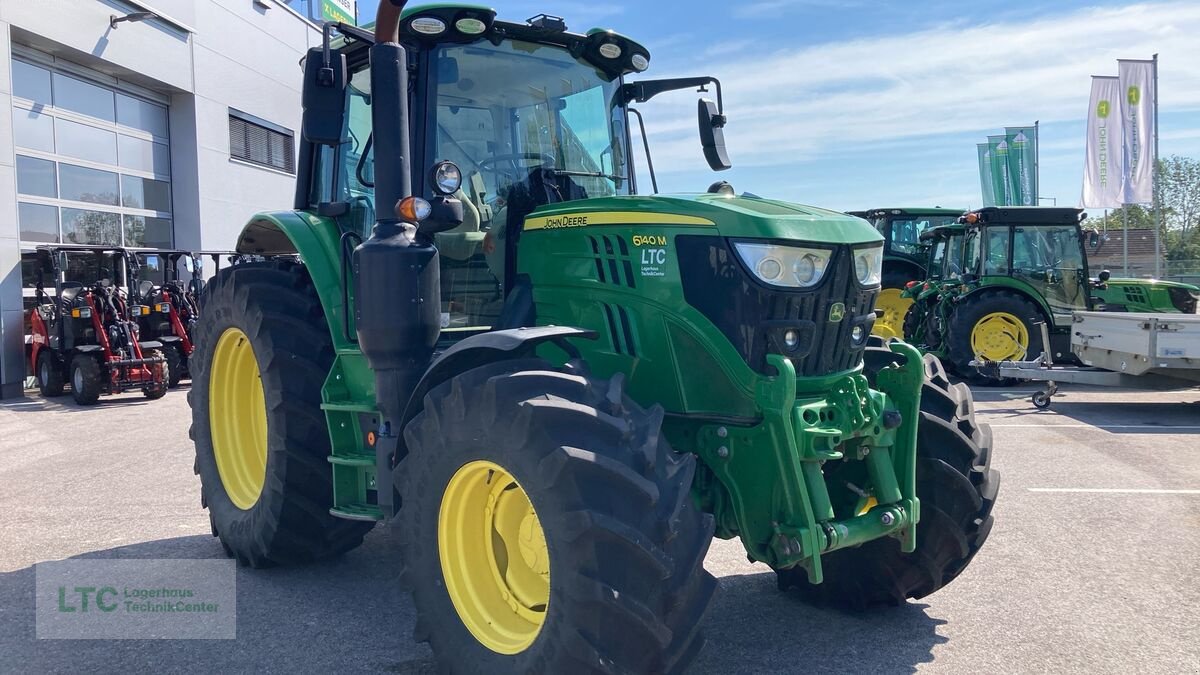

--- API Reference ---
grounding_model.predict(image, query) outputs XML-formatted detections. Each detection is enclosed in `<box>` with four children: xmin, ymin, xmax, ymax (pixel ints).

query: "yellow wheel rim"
<box><xmin>439</xmin><ymin>460</ymin><xmax>549</xmax><ymax>654</ymax></box>
<box><xmin>970</xmin><ymin>311</ymin><xmax>1030</xmax><ymax>362</ymax></box>
<box><xmin>873</xmin><ymin>288</ymin><xmax>913</xmax><ymax>339</ymax></box>
<box><xmin>209</xmin><ymin>327</ymin><xmax>268</xmax><ymax>510</ymax></box>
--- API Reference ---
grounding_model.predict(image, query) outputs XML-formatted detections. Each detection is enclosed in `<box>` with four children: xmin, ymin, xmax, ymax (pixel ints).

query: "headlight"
<box><xmin>71</xmin><ymin>307</ymin><xmax>92</xmax><ymax>319</ymax></box>
<box><xmin>156</xmin><ymin>302</ymin><xmax>172</xmax><ymax>313</ymax></box>
<box><xmin>733</xmin><ymin>242</ymin><xmax>830</xmax><ymax>289</ymax></box>
<box><xmin>130</xmin><ymin>305</ymin><xmax>148</xmax><ymax>316</ymax></box>
<box><xmin>430</xmin><ymin>161</ymin><xmax>462</xmax><ymax>196</ymax></box>
<box><xmin>853</xmin><ymin>245</ymin><xmax>883</xmax><ymax>286</ymax></box>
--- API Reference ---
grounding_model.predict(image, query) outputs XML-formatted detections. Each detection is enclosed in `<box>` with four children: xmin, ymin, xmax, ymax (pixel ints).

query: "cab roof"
<box><xmin>968</xmin><ymin>206</ymin><xmax>1083</xmax><ymax>224</ymax></box>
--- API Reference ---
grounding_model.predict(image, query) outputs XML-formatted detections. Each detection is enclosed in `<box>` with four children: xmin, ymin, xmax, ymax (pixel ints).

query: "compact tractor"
<box><xmin>30</xmin><ymin>246</ymin><xmax>169</xmax><ymax>405</ymax></box>
<box><xmin>848</xmin><ymin>207</ymin><xmax>962</xmax><ymax>339</ymax></box>
<box><xmin>900</xmin><ymin>206</ymin><xmax>1200</xmax><ymax>381</ymax></box>
<box><xmin>188</xmin><ymin>3</ymin><xmax>998</xmax><ymax>671</ymax></box>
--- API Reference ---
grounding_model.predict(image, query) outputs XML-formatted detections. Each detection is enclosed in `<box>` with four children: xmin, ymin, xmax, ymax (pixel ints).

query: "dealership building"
<box><xmin>0</xmin><ymin>0</ymin><xmax>354</xmax><ymax>397</ymax></box>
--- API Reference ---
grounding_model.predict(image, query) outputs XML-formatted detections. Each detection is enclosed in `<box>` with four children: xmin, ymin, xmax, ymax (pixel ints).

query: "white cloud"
<box><xmin>637</xmin><ymin>2</ymin><xmax>1200</xmax><ymax>174</ymax></box>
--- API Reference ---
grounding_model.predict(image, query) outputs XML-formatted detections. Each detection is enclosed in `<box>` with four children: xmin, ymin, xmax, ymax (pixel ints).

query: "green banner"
<box><xmin>321</xmin><ymin>0</ymin><xmax>355</xmax><ymax>24</ymax></box>
<box><xmin>977</xmin><ymin>143</ymin><xmax>998</xmax><ymax>207</ymax></box>
<box><xmin>987</xmin><ymin>135</ymin><xmax>1011</xmax><ymax>206</ymax></box>
<box><xmin>1004</xmin><ymin>125</ymin><xmax>1038</xmax><ymax>206</ymax></box>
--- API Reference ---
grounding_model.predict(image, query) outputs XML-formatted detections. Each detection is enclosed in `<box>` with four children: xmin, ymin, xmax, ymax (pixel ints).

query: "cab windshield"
<box><xmin>432</xmin><ymin>39</ymin><xmax>631</xmax><ymax>211</ymax></box>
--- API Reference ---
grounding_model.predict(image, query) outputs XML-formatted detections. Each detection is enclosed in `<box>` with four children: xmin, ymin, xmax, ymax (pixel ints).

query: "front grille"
<box><xmin>677</xmin><ymin>236</ymin><xmax>878</xmax><ymax>377</ymax></box>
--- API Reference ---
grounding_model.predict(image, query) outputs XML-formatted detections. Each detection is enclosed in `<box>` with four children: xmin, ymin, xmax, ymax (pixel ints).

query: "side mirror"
<box><xmin>698</xmin><ymin>99</ymin><xmax>731</xmax><ymax>171</ymax></box>
<box><xmin>182</xmin><ymin>255</ymin><xmax>195</xmax><ymax>273</ymax></box>
<box><xmin>36</xmin><ymin>249</ymin><xmax>54</xmax><ymax>274</ymax></box>
<box><xmin>301</xmin><ymin>46</ymin><xmax>348</xmax><ymax>146</ymax></box>
<box><xmin>1099</xmin><ymin>270</ymin><xmax>1111</xmax><ymax>282</ymax></box>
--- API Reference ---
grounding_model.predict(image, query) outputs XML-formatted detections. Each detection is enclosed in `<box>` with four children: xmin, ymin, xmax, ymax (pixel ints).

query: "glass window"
<box><xmin>121</xmin><ymin>175</ymin><xmax>171</xmax><ymax>211</ymax></box>
<box><xmin>1012</xmin><ymin>225</ymin><xmax>1088</xmax><ymax>317</ymax></box>
<box><xmin>62</xmin><ymin>207</ymin><xmax>120</xmax><ymax>245</ymax></box>
<box><xmin>16</xmin><ymin>156</ymin><xmax>57</xmax><ymax>197</ymax></box>
<box><xmin>12</xmin><ymin>60</ymin><xmax>52</xmax><ymax>103</ymax></box>
<box><xmin>60</xmin><ymin>164</ymin><xmax>120</xmax><ymax>205</ymax></box>
<box><xmin>983</xmin><ymin>226</ymin><xmax>1011</xmax><ymax>275</ymax></box>
<box><xmin>889</xmin><ymin>216</ymin><xmax>958</xmax><ymax>256</ymax></box>
<box><xmin>118</xmin><ymin>135</ymin><xmax>170</xmax><ymax>174</ymax></box>
<box><xmin>19</xmin><ymin>202</ymin><xmax>59</xmax><ymax>242</ymax></box>
<box><xmin>52</xmin><ymin>72</ymin><xmax>116</xmax><ymax>122</ymax></box>
<box><xmin>116</xmin><ymin>94</ymin><xmax>168</xmax><ymax>137</ymax></box>
<box><xmin>13</xmin><ymin>108</ymin><xmax>55</xmax><ymax>152</ymax></box>
<box><xmin>124</xmin><ymin>215</ymin><xmax>173</xmax><ymax>248</ymax></box>
<box><xmin>55</xmin><ymin>118</ymin><xmax>117</xmax><ymax>164</ymax></box>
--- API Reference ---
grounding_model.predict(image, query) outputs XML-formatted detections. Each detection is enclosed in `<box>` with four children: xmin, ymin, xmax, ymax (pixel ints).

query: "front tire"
<box><xmin>873</xmin><ymin>269</ymin><xmax>919</xmax><ymax>339</ymax></box>
<box><xmin>69</xmin><ymin>354</ymin><xmax>102</xmax><ymax>405</ymax></box>
<box><xmin>37</xmin><ymin>351</ymin><xmax>65</xmax><ymax>397</ymax></box>
<box><xmin>778</xmin><ymin>343</ymin><xmax>999</xmax><ymax>608</ymax></box>
<box><xmin>161</xmin><ymin>343</ymin><xmax>183</xmax><ymax>388</ymax></box>
<box><xmin>189</xmin><ymin>260</ymin><xmax>373</xmax><ymax>567</ymax></box>
<box><xmin>141</xmin><ymin>348</ymin><xmax>169</xmax><ymax>399</ymax></box>
<box><xmin>397</xmin><ymin>361</ymin><xmax>716</xmax><ymax>674</ymax></box>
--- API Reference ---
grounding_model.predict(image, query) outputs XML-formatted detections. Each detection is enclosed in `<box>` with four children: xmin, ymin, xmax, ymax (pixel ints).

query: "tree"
<box><xmin>1159</xmin><ymin>155</ymin><xmax>1200</xmax><ymax>239</ymax></box>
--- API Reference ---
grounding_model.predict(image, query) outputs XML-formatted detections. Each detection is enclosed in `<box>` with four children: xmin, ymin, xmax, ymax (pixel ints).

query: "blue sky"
<box><xmin>359</xmin><ymin>0</ymin><xmax>1200</xmax><ymax>215</ymax></box>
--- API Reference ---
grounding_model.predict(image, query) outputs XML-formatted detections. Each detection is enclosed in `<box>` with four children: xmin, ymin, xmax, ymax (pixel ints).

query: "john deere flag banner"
<box><xmin>1081</xmin><ymin>76</ymin><xmax>1124</xmax><ymax>209</ymax></box>
<box><xmin>1005</xmin><ymin>126</ymin><xmax>1038</xmax><ymax>206</ymax></box>
<box><xmin>977</xmin><ymin>144</ymin><xmax>997</xmax><ymax>207</ymax></box>
<box><xmin>321</xmin><ymin>0</ymin><xmax>356</xmax><ymax>24</ymax></box>
<box><xmin>1118</xmin><ymin>59</ymin><xmax>1155</xmax><ymax>204</ymax></box>
<box><xmin>987</xmin><ymin>135</ymin><xmax>1012</xmax><ymax>206</ymax></box>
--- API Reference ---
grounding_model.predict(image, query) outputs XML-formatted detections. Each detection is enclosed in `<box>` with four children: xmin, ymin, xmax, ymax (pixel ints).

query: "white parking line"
<box><xmin>989</xmin><ymin>423</ymin><xmax>1200</xmax><ymax>430</ymax></box>
<box><xmin>1028</xmin><ymin>488</ymin><xmax>1200</xmax><ymax>494</ymax></box>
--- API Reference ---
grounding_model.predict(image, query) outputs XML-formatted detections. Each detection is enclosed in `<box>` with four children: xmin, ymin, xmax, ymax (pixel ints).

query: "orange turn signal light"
<box><xmin>395</xmin><ymin>196</ymin><xmax>432</xmax><ymax>223</ymax></box>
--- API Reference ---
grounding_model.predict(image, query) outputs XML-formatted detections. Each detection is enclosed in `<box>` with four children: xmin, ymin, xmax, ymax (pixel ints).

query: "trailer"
<box><xmin>974</xmin><ymin>311</ymin><xmax>1200</xmax><ymax>408</ymax></box>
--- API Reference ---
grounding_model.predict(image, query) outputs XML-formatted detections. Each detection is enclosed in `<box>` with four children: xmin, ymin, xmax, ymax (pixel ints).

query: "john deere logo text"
<box><xmin>1096</xmin><ymin>100</ymin><xmax>1111</xmax><ymax>118</ymax></box>
<box><xmin>544</xmin><ymin>215</ymin><xmax>588</xmax><ymax>229</ymax></box>
<box><xmin>1127</xmin><ymin>86</ymin><xmax>1141</xmax><ymax>106</ymax></box>
<box><xmin>828</xmin><ymin>302</ymin><xmax>845</xmax><ymax>323</ymax></box>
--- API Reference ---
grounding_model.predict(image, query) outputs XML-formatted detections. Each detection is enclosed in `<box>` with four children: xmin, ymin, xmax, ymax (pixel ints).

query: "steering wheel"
<box><xmin>476</xmin><ymin>153</ymin><xmax>555</xmax><ymax>177</ymax></box>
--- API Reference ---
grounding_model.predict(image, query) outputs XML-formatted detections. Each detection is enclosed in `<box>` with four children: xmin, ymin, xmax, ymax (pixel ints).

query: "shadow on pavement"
<box><xmin>2</xmin><ymin>532</ymin><xmax>948</xmax><ymax>673</ymax></box>
<box><xmin>974</xmin><ymin>399</ymin><xmax>1200</xmax><ymax>432</ymax></box>
<box><xmin>0</xmin><ymin>389</ymin><xmax>190</xmax><ymax>414</ymax></box>
<box><xmin>695</xmin><ymin>571</ymin><xmax>946</xmax><ymax>674</ymax></box>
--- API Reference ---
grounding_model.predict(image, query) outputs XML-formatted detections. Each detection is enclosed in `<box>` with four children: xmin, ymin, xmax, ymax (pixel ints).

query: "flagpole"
<box><xmin>1122</xmin><ymin>207</ymin><xmax>1129</xmax><ymax>275</ymax></box>
<box><xmin>1034</xmin><ymin>120</ymin><xmax>1040</xmax><ymax>201</ymax></box>
<box><xmin>1152</xmin><ymin>53</ymin><xmax>1161</xmax><ymax>278</ymax></box>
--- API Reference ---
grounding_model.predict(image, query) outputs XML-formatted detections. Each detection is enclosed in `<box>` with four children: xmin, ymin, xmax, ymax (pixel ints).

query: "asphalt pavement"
<box><xmin>1</xmin><ymin>382</ymin><xmax>1197</xmax><ymax>673</ymax></box>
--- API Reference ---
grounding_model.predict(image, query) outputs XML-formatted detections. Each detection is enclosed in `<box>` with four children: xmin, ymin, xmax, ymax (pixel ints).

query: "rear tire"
<box><xmin>69</xmin><ymin>354</ymin><xmax>103</xmax><ymax>405</ymax></box>
<box><xmin>141</xmin><ymin>348</ymin><xmax>169</xmax><ymax>399</ymax></box>
<box><xmin>777</xmin><ymin>342</ymin><xmax>999</xmax><ymax>608</ymax></box>
<box><xmin>189</xmin><ymin>260</ymin><xmax>373</xmax><ymax>567</ymax></box>
<box><xmin>397</xmin><ymin>361</ymin><xmax>716</xmax><ymax>674</ymax></box>
<box><xmin>947</xmin><ymin>291</ymin><xmax>1041</xmax><ymax>385</ymax></box>
<box><xmin>37</xmin><ymin>351</ymin><xmax>65</xmax><ymax>397</ymax></box>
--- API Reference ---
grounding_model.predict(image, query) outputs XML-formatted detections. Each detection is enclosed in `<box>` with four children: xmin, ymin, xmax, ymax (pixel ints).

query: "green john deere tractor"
<box><xmin>901</xmin><ymin>206</ymin><xmax>1200</xmax><ymax>380</ymax></box>
<box><xmin>847</xmin><ymin>208</ymin><xmax>962</xmax><ymax>339</ymax></box>
<box><xmin>188</xmin><ymin>3</ymin><xmax>998</xmax><ymax>671</ymax></box>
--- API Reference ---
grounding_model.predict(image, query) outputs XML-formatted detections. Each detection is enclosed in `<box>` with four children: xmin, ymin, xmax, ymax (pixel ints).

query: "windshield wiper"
<box><xmin>548</xmin><ymin>168</ymin><xmax>627</xmax><ymax>182</ymax></box>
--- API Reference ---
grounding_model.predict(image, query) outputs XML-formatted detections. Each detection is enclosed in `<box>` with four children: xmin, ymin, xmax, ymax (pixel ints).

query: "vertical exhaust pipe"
<box><xmin>353</xmin><ymin>0</ymin><xmax>441</xmax><ymax>516</ymax></box>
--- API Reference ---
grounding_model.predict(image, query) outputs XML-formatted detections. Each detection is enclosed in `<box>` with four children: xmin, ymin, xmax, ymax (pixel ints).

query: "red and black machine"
<box><xmin>131</xmin><ymin>250</ymin><xmax>240</xmax><ymax>387</ymax></box>
<box><xmin>29</xmin><ymin>246</ymin><xmax>168</xmax><ymax>405</ymax></box>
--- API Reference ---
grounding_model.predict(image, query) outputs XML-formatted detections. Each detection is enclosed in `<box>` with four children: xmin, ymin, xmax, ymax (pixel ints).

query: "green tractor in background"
<box><xmin>901</xmin><ymin>206</ymin><xmax>1200</xmax><ymax>381</ymax></box>
<box><xmin>847</xmin><ymin>208</ymin><xmax>962</xmax><ymax>339</ymax></box>
<box><xmin>187</xmin><ymin>3</ymin><xmax>998</xmax><ymax>671</ymax></box>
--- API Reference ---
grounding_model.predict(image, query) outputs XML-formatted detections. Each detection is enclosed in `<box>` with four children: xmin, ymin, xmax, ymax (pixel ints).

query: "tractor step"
<box><xmin>328</xmin><ymin>453</ymin><xmax>373</xmax><ymax>467</ymax></box>
<box><xmin>321</xmin><ymin>401</ymin><xmax>377</xmax><ymax>413</ymax></box>
<box><xmin>329</xmin><ymin>503</ymin><xmax>384</xmax><ymax>521</ymax></box>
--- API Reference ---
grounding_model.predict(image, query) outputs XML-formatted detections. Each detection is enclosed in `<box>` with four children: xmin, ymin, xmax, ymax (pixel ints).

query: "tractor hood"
<box><xmin>1106</xmin><ymin>277</ymin><xmax>1200</xmax><ymax>292</ymax></box>
<box><xmin>524</xmin><ymin>194</ymin><xmax>884</xmax><ymax>246</ymax></box>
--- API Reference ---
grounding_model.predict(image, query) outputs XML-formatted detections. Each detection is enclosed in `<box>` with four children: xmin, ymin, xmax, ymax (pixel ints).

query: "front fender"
<box><xmin>399</xmin><ymin>326</ymin><xmax>598</xmax><ymax>429</ymax></box>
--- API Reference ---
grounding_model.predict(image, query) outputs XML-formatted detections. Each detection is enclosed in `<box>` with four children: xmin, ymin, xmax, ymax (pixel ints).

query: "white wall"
<box><xmin>0</xmin><ymin>0</ymin><xmax>319</xmax><ymax>395</ymax></box>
